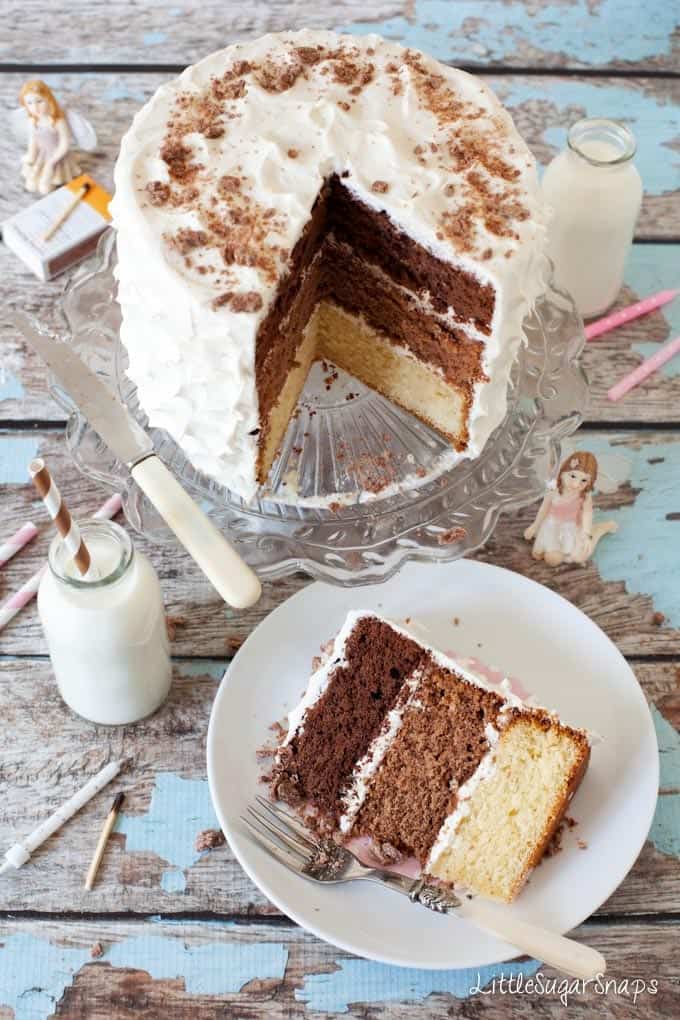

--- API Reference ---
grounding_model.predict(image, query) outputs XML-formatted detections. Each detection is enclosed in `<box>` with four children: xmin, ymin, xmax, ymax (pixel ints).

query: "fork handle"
<box><xmin>456</xmin><ymin>897</ymin><xmax>606</xmax><ymax>980</ymax></box>
<box><xmin>366</xmin><ymin>872</ymin><xmax>605</xmax><ymax>980</ymax></box>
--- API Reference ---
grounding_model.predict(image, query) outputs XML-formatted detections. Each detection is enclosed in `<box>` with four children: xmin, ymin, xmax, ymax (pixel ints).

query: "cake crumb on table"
<box><xmin>437</xmin><ymin>526</ymin><xmax>467</xmax><ymax>545</ymax></box>
<box><xmin>90</xmin><ymin>941</ymin><xmax>104</xmax><ymax>960</ymax></box>
<box><xmin>652</xmin><ymin>611</ymin><xmax>666</xmax><ymax>626</ymax></box>
<box><xmin>166</xmin><ymin>614</ymin><xmax>188</xmax><ymax>640</ymax></box>
<box><xmin>195</xmin><ymin>828</ymin><xmax>226</xmax><ymax>852</ymax></box>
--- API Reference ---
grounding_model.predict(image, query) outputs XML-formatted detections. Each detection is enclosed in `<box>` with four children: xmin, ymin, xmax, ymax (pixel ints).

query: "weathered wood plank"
<box><xmin>2</xmin><ymin>0</ymin><xmax>678</xmax><ymax>72</ymax></box>
<box><xmin>0</xmin><ymin>648</ymin><xmax>676</xmax><ymax>918</ymax></box>
<box><xmin>0</xmin><ymin>657</ymin><xmax>273</xmax><ymax>916</ymax></box>
<box><xmin>0</xmin><ymin>917</ymin><xmax>675</xmax><ymax>1018</ymax></box>
<box><xmin>1</xmin><ymin>428</ymin><xmax>680</xmax><ymax>659</ymax></box>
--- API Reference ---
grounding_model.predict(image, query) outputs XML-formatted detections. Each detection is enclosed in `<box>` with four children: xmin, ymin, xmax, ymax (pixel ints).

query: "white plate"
<box><xmin>207</xmin><ymin>560</ymin><xmax>659</xmax><ymax>969</ymax></box>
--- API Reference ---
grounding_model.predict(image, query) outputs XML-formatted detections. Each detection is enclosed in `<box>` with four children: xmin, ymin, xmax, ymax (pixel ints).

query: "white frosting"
<box><xmin>112</xmin><ymin>30</ymin><xmax>547</xmax><ymax>502</ymax></box>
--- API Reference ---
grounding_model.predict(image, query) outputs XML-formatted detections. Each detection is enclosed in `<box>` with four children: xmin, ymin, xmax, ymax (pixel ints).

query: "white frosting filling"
<box><xmin>112</xmin><ymin>30</ymin><xmax>547</xmax><ymax>502</ymax></box>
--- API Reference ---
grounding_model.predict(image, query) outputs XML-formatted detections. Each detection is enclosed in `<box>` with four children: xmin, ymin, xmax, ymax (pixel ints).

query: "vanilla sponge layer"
<box><xmin>259</xmin><ymin>300</ymin><xmax>469</xmax><ymax>484</ymax></box>
<box><xmin>427</xmin><ymin>717</ymin><xmax>589</xmax><ymax>902</ymax></box>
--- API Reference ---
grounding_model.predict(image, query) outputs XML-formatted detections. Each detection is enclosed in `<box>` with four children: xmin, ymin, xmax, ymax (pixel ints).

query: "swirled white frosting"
<box><xmin>112</xmin><ymin>30</ymin><xmax>547</xmax><ymax>502</ymax></box>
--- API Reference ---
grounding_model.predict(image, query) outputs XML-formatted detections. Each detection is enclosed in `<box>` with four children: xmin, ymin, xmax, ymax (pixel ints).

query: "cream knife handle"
<box><xmin>131</xmin><ymin>455</ymin><xmax>261</xmax><ymax>609</ymax></box>
<box><xmin>457</xmin><ymin>898</ymin><xmax>606</xmax><ymax>980</ymax></box>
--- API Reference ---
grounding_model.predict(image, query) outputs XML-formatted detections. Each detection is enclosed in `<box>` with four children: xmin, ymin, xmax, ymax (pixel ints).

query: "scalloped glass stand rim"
<box><xmin>50</xmin><ymin>231</ymin><xmax>588</xmax><ymax>586</ymax></box>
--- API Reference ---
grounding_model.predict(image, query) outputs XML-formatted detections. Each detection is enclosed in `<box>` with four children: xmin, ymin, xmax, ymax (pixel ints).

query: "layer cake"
<box><xmin>271</xmin><ymin>612</ymin><xmax>589</xmax><ymax>902</ymax></box>
<box><xmin>112</xmin><ymin>30</ymin><xmax>547</xmax><ymax>502</ymax></box>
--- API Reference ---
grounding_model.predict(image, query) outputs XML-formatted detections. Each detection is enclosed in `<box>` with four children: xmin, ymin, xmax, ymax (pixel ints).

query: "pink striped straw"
<box><xmin>0</xmin><ymin>492</ymin><xmax>123</xmax><ymax>633</ymax></box>
<box><xmin>0</xmin><ymin>522</ymin><xmax>38</xmax><ymax>569</ymax></box>
<box><xmin>608</xmin><ymin>335</ymin><xmax>680</xmax><ymax>402</ymax></box>
<box><xmin>586</xmin><ymin>289</ymin><xmax>679</xmax><ymax>341</ymax></box>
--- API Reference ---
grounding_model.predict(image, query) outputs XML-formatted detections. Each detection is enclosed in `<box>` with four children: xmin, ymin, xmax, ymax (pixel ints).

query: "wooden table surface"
<box><xmin>1</xmin><ymin>2</ymin><xmax>679</xmax><ymax>1016</ymax></box>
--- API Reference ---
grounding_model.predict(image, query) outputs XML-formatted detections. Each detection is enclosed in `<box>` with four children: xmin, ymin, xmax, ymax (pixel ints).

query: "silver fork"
<box><xmin>242</xmin><ymin>796</ymin><xmax>606</xmax><ymax>980</ymax></box>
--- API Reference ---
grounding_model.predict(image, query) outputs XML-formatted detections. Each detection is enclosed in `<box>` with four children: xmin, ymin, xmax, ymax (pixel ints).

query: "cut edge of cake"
<box><xmin>271</xmin><ymin>610</ymin><xmax>591</xmax><ymax>903</ymax></box>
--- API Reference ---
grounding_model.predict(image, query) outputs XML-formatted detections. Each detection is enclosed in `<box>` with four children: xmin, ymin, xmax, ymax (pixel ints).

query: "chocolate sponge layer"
<box><xmin>272</xmin><ymin>615</ymin><xmax>427</xmax><ymax>824</ymax></box>
<box><xmin>353</xmin><ymin>661</ymin><xmax>503</xmax><ymax>862</ymax></box>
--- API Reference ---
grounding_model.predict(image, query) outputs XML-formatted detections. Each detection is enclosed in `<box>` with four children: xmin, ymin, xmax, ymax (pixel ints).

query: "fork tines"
<box><xmin>241</xmin><ymin>797</ymin><xmax>316</xmax><ymax>875</ymax></box>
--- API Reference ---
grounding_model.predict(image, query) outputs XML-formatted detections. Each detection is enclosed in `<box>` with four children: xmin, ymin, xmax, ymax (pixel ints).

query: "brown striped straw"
<box><xmin>28</xmin><ymin>459</ymin><xmax>91</xmax><ymax>576</ymax></box>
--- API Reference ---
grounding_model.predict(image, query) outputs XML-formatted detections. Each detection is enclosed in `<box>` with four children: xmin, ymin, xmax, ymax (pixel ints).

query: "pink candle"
<box><xmin>0</xmin><ymin>522</ymin><xmax>38</xmax><ymax>568</ymax></box>
<box><xmin>608</xmin><ymin>335</ymin><xmax>680</xmax><ymax>402</ymax></box>
<box><xmin>585</xmin><ymin>289</ymin><xmax>679</xmax><ymax>341</ymax></box>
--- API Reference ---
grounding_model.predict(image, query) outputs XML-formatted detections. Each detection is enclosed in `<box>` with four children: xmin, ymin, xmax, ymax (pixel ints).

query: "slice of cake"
<box><xmin>112</xmin><ymin>30</ymin><xmax>547</xmax><ymax>502</ymax></box>
<box><xmin>270</xmin><ymin>612</ymin><xmax>589</xmax><ymax>903</ymax></box>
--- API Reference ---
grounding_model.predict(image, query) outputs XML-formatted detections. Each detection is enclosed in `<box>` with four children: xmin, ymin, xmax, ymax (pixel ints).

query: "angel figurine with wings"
<box><xmin>524</xmin><ymin>450</ymin><xmax>619</xmax><ymax>566</ymax></box>
<box><xmin>11</xmin><ymin>80</ymin><xmax>97</xmax><ymax>195</ymax></box>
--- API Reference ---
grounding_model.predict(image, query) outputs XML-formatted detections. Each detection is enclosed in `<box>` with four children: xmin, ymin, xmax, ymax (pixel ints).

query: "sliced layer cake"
<box><xmin>112</xmin><ymin>30</ymin><xmax>547</xmax><ymax>502</ymax></box>
<box><xmin>271</xmin><ymin>611</ymin><xmax>590</xmax><ymax>902</ymax></box>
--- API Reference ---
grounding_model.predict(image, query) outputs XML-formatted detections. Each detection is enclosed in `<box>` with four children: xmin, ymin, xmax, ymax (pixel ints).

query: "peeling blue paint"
<box><xmin>0</xmin><ymin>932</ymin><xmax>90</xmax><ymax>1020</ymax></box>
<box><xmin>0</xmin><ymin>930</ymin><xmax>287</xmax><ymax>1019</ymax></box>
<box><xmin>339</xmin><ymin>1</ymin><xmax>678</xmax><ymax>68</ymax></box>
<box><xmin>591</xmin><ymin>439</ymin><xmax>680</xmax><ymax>628</ymax></box>
<box><xmin>649</xmin><ymin>706</ymin><xmax>680</xmax><ymax>859</ymax></box>
<box><xmin>0</xmin><ymin>372</ymin><xmax>23</xmax><ymax>402</ymax></box>
<box><xmin>160</xmin><ymin>867</ymin><xmax>187</xmax><ymax>893</ymax></box>
<box><xmin>116</xmin><ymin>773</ymin><xmax>218</xmax><ymax>891</ymax></box>
<box><xmin>175</xmin><ymin>660</ymin><xmax>228</xmax><ymax>681</ymax></box>
<box><xmin>625</xmin><ymin>245</ymin><xmax>680</xmax><ymax>337</ymax></box>
<box><xmin>100</xmin><ymin>83</ymin><xmax>149</xmax><ymax>103</ymax></box>
<box><xmin>105</xmin><ymin>932</ymin><xmax>287</xmax><ymax>995</ymax></box>
<box><xmin>297</xmin><ymin>957</ymin><xmax>541</xmax><ymax>1013</ymax></box>
<box><xmin>143</xmin><ymin>31</ymin><xmax>168</xmax><ymax>47</ymax></box>
<box><xmin>0</xmin><ymin>436</ymin><xmax>40</xmax><ymax>485</ymax></box>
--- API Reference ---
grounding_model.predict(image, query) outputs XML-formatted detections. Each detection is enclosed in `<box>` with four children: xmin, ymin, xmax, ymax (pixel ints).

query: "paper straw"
<box><xmin>0</xmin><ymin>522</ymin><xmax>39</xmax><ymax>569</ymax></box>
<box><xmin>29</xmin><ymin>458</ymin><xmax>91</xmax><ymax>576</ymax></box>
<box><xmin>586</xmin><ymin>289</ymin><xmax>679</xmax><ymax>341</ymax></box>
<box><xmin>0</xmin><ymin>491</ymin><xmax>122</xmax><ymax>633</ymax></box>
<box><xmin>608</xmin><ymin>335</ymin><xmax>680</xmax><ymax>402</ymax></box>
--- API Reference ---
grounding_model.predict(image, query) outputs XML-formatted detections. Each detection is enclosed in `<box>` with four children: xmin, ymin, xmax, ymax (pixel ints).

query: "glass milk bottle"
<box><xmin>542</xmin><ymin>118</ymin><xmax>642</xmax><ymax>318</ymax></box>
<box><xmin>38</xmin><ymin>520</ymin><xmax>171</xmax><ymax>725</ymax></box>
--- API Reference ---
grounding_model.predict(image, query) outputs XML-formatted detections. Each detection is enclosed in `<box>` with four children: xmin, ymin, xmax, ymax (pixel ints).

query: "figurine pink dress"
<box><xmin>524</xmin><ymin>452</ymin><xmax>618</xmax><ymax>566</ymax></box>
<box><xmin>529</xmin><ymin>490</ymin><xmax>590</xmax><ymax>563</ymax></box>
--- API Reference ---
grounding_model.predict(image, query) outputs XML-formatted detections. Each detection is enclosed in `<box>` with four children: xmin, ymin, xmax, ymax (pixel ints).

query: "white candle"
<box><xmin>0</xmin><ymin>760</ymin><xmax>123</xmax><ymax>873</ymax></box>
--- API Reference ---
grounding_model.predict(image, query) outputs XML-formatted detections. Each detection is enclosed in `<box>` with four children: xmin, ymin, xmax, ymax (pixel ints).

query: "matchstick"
<box><xmin>42</xmin><ymin>181</ymin><xmax>91</xmax><ymax>242</ymax></box>
<box><xmin>84</xmin><ymin>792</ymin><xmax>125</xmax><ymax>891</ymax></box>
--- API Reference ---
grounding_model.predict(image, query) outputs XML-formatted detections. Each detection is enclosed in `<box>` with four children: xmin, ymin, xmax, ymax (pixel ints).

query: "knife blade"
<box><xmin>9</xmin><ymin>310</ymin><xmax>261</xmax><ymax>609</ymax></box>
<box><xmin>9</xmin><ymin>312</ymin><xmax>153</xmax><ymax>467</ymax></box>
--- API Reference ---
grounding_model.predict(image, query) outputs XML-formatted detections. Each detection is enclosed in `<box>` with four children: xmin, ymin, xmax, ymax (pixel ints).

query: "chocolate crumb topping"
<box><xmin>171</xmin><ymin>228</ymin><xmax>209</xmax><ymax>254</ymax></box>
<box><xmin>145</xmin><ymin>181</ymin><xmax>171</xmax><ymax>206</ymax></box>
<box><xmin>218</xmin><ymin>174</ymin><xmax>241</xmax><ymax>195</ymax></box>
<box><xmin>160</xmin><ymin>140</ymin><xmax>198</xmax><ymax>183</ymax></box>
<box><xmin>371</xmin><ymin>180</ymin><xmax>389</xmax><ymax>194</ymax></box>
<box><xmin>287</xmin><ymin>148</ymin><xmax>299</xmax><ymax>159</ymax></box>
<box><xmin>213</xmin><ymin>290</ymin><xmax>263</xmax><ymax>313</ymax></box>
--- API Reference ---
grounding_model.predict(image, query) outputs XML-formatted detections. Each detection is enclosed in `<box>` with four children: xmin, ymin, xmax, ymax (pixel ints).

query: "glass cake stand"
<box><xmin>50</xmin><ymin>231</ymin><xmax>588</xmax><ymax>586</ymax></box>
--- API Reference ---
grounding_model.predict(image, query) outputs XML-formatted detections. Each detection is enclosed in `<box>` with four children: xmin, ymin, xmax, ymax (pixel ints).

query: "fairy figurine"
<box><xmin>524</xmin><ymin>451</ymin><xmax>618</xmax><ymax>566</ymax></box>
<box><xmin>11</xmin><ymin>80</ymin><xmax>97</xmax><ymax>195</ymax></box>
